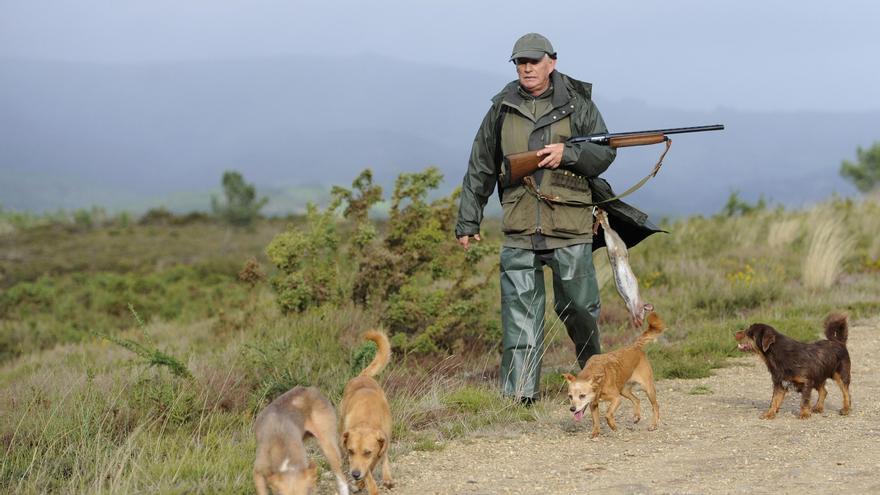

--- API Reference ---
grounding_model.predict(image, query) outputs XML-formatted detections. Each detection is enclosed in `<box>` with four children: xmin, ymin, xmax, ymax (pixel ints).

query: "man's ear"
<box><xmin>761</xmin><ymin>331</ymin><xmax>776</xmax><ymax>352</ymax></box>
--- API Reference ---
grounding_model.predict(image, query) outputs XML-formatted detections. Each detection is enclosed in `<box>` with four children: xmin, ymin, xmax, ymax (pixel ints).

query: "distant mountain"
<box><xmin>0</xmin><ymin>55</ymin><xmax>874</xmax><ymax>216</ymax></box>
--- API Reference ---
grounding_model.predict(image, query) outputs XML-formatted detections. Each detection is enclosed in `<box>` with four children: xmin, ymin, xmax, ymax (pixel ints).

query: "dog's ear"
<box><xmin>376</xmin><ymin>432</ymin><xmax>387</xmax><ymax>457</ymax></box>
<box><xmin>306</xmin><ymin>461</ymin><xmax>318</xmax><ymax>481</ymax></box>
<box><xmin>761</xmin><ymin>330</ymin><xmax>776</xmax><ymax>352</ymax></box>
<box><xmin>341</xmin><ymin>431</ymin><xmax>350</xmax><ymax>448</ymax></box>
<box><xmin>592</xmin><ymin>373</ymin><xmax>605</xmax><ymax>385</ymax></box>
<box><xmin>562</xmin><ymin>373</ymin><xmax>575</xmax><ymax>382</ymax></box>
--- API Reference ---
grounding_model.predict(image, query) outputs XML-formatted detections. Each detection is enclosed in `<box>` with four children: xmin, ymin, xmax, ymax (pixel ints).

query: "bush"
<box><xmin>267</xmin><ymin>168</ymin><xmax>498</xmax><ymax>356</ymax></box>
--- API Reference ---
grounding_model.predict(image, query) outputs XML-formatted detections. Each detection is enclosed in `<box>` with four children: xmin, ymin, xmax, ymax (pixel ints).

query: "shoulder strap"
<box><xmin>494</xmin><ymin>105</ymin><xmax>509</xmax><ymax>201</ymax></box>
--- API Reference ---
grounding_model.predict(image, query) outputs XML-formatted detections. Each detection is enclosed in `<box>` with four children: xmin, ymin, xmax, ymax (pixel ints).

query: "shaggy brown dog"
<box><xmin>563</xmin><ymin>312</ymin><xmax>665</xmax><ymax>438</ymax></box>
<box><xmin>339</xmin><ymin>331</ymin><xmax>393</xmax><ymax>495</ymax></box>
<box><xmin>735</xmin><ymin>312</ymin><xmax>851</xmax><ymax>419</ymax></box>
<box><xmin>253</xmin><ymin>386</ymin><xmax>349</xmax><ymax>495</ymax></box>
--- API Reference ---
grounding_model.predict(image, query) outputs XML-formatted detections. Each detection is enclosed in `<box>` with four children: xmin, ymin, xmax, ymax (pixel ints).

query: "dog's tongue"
<box><xmin>574</xmin><ymin>409</ymin><xmax>584</xmax><ymax>422</ymax></box>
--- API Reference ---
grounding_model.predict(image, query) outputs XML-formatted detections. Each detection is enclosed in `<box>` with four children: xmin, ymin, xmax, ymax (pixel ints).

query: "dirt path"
<box><xmin>390</xmin><ymin>317</ymin><xmax>880</xmax><ymax>494</ymax></box>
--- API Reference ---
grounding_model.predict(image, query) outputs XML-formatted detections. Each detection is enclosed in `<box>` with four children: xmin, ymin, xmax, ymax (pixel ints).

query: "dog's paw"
<box><xmin>840</xmin><ymin>407</ymin><xmax>850</xmax><ymax>416</ymax></box>
<box><xmin>760</xmin><ymin>412</ymin><xmax>776</xmax><ymax>420</ymax></box>
<box><xmin>811</xmin><ymin>406</ymin><xmax>824</xmax><ymax>414</ymax></box>
<box><xmin>647</xmin><ymin>424</ymin><xmax>657</xmax><ymax>431</ymax></box>
<box><xmin>382</xmin><ymin>479</ymin><xmax>395</xmax><ymax>489</ymax></box>
<box><xmin>590</xmin><ymin>430</ymin><xmax>600</xmax><ymax>439</ymax></box>
<box><xmin>799</xmin><ymin>410</ymin><xmax>811</xmax><ymax>419</ymax></box>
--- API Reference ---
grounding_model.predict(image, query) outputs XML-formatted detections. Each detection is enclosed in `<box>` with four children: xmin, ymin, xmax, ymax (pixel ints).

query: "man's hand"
<box><xmin>536</xmin><ymin>143</ymin><xmax>564</xmax><ymax>169</ymax></box>
<box><xmin>457</xmin><ymin>233</ymin><xmax>482</xmax><ymax>251</ymax></box>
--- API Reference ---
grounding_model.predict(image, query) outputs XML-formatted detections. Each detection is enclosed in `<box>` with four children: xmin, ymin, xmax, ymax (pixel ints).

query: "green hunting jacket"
<box><xmin>455</xmin><ymin>70</ymin><xmax>662</xmax><ymax>251</ymax></box>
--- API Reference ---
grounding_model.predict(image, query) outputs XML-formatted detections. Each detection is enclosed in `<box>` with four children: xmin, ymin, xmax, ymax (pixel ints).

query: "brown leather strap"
<box><xmin>521</xmin><ymin>138</ymin><xmax>671</xmax><ymax>208</ymax></box>
<box><xmin>522</xmin><ymin>176</ymin><xmax>559</xmax><ymax>209</ymax></box>
<box><xmin>588</xmin><ymin>137</ymin><xmax>671</xmax><ymax>206</ymax></box>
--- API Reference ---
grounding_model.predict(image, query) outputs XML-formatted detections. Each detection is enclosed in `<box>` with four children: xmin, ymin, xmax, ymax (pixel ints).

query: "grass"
<box><xmin>2</xmin><ymin>195</ymin><xmax>880</xmax><ymax>493</ymax></box>
<box><xmin>688</xmin><ymin>385</ymin><xmax>713</xmax><ymax>395</ymax></box>
<box><xmin>802</xmin><ymin>211</ymin><xmax>854</xmax><ymax>289</ymax></box>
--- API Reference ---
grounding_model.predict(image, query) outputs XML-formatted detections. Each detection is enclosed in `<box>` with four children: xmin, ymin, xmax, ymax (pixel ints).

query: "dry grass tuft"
<box><xmin>802</xmin><ymin>213</ymin><xmax>854</xmax><ymax>289</ymax></box>
<box><xmin>767</xmin><ymin>218</ymin><xmax>802</xmax><ymax>248</ymax></box>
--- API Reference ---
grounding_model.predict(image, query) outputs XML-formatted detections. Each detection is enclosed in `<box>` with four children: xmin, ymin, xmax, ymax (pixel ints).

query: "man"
<box><xmin>455</xmin><ymin>33</ymin><xmax>618</xmax><ymax>403</ymax></box>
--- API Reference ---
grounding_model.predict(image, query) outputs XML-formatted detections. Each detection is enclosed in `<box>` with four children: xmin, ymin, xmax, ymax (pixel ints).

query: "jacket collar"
<box><xmin>500</xmin><ymin>70</ymin><xmax>586</xmax><ymax>109</ymax></box>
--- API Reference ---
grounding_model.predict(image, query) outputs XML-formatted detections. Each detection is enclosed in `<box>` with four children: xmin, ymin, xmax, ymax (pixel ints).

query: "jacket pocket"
<box><xmin>500</xmin><ymin>186</ymin><xmax>532</xmax><ymax>234</ymax></box>
<box><xmin>545</xmin><ymin>171</ymin><xmax>593</xmax><ymax>236</ymax></box>
<box><xmin>549</xmin><ymin>203</ymin><xmax>592</xmax><ymax>236</ymax></box>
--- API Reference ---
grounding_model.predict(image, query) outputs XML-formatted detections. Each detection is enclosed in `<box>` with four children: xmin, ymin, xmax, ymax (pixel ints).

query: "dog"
<box><xmin>563</xmin><ymin>312</ymin><xmax>665</xmax><ymax>438</ymax></box>
<box><xmin>253</xmin><ymin>385</ymin><xmax>350</xmax><ymax>495</ymax></box>
<box><xmin>735</xmin><ymin>312</ymin><xmax>851</xmax><ymax>419</ymax></box>
<box><xmin>340</xmin><ymin>330</ymin><xmax>393</xmax><ymax>494</ymax></box>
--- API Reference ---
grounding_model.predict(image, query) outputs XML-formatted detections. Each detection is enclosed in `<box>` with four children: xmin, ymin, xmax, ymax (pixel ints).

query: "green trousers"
<box><xmin>499</xmin><ymin>243</ymin><xmax>601</xmax><ymax>399</ymax></box>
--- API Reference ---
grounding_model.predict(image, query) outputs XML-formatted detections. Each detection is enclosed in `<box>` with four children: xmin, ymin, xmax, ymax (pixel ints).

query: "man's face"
<box><xmin>515</xmin><ymin>55</ymin><xmax>556</xmax><ymax>96</ymax></box>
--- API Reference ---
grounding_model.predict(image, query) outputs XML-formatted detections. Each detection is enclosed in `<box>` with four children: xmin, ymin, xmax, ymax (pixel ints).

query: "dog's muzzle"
<box><xmin>351</xmin><ymin>470</ymin><xmax>362</xmax><ymax>480</ymax></box>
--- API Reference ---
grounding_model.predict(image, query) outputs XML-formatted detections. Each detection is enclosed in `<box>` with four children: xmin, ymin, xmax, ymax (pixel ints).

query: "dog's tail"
<box><xmin>823</xmin><ymin>312</ymin><xmax>848</xmax><ymax>345</ymax></box>
<box><xmin>632</xmin><ymin>312</ymin><xmax>666</xmax><ymax>350</ymax></box>
<box><xmin>360</xmin><ymin>330</ymin><xmax>391</xmax><ymax>377</ymax></box>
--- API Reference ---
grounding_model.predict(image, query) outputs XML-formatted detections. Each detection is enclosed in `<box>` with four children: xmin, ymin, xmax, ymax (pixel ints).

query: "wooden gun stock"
<box><xmin>503</xmin><ymin>134</ymin><xmax>667</xmax><ymax>184</ymax></box>
<box><xmin>505</xmin><ymin>150</ymin><xmax>544</xmax><ymax>184</ymax></box>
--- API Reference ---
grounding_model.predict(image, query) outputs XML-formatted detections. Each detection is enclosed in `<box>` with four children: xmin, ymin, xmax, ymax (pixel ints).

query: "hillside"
<box><xmin>1</xmin><ymin>56</ymin><xmax>874</xmax><ymax>216</ymax></box>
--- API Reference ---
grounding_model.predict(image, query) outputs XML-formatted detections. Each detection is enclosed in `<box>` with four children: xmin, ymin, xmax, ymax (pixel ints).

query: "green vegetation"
<box><xmin>211</xmin><ymin>170</ymin><xmax>269</xmax><ymax>227</ymax></box>
<box><xmin>840</xmin><ymin>141</ymin><xmax>880</xmax><ymax>193</ymax></box>
<box><xmin>2</xmin><ymin>169</ymin><xmax>880</xmax><ymax>493</ymax></box>
<box><xmin>688</xmin><ymin>385</ymin><xmax>713</xmax><ymax>395</ymax></box>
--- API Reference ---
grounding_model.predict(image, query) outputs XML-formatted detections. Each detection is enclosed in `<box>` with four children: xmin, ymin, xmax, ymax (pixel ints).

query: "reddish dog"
<box><xmin>735</xmin><ymin>312</ymin><xmax>851</xmax><ymax>419</ymax></box>
<box><xmin>563</xmin><ymin>312</ymin><xmax>665</xmax><ymax>438</ymax></box>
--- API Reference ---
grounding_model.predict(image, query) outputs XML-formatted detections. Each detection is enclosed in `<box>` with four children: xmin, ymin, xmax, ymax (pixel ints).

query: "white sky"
<box><xmin>1</xmin><ymin>0</ymin><xmax>879</xmax><ymax>111</ymax></box>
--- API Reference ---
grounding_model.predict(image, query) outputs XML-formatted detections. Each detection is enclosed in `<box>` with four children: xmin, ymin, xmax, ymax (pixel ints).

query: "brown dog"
<box><xmin>563</xmin><ymin>312</ymin><xmax>665</xmax><ymax>438</ymax></box>
<box><xmin>340</xmin><ymin>330</ymin><xmax>393</xmax><ymax>494</ymax></box>
<box><xmin>253</xmin><ymin>386</ymin><xmax>350</xmax><ymax>495</ymax></box>
<box><xmin>735</xmin><ymin>312</ymin><xmax>851</xmax><ymax>419</ymax></box>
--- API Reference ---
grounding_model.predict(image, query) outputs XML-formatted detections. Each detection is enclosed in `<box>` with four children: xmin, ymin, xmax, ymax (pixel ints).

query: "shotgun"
<box><xmin>502</xmin><ymin>124</ymin><xmax>724</xmax><ymax>184</ymax></box>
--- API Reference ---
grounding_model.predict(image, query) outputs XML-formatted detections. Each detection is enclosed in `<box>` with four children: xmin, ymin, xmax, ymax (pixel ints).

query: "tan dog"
<box><xmin>253</xmin><ymin>386</ymin><xmax>349</xmax><ymax>495</ymax></box>
<box><xmin>340</xmin><ymin>331</ymin><xmax>393</xmax><ymax>494</ymax></box>
<box><xmin>563</xmin><ymin>312</ymin><xmax>665</xmax><ymax>438</ymax></box>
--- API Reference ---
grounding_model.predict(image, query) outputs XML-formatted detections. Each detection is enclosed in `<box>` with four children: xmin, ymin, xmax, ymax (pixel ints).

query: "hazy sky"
<box><xmin>2</xmin><ymin>0</ymin><xmax>879</xmax><ymax>111</ymax></box>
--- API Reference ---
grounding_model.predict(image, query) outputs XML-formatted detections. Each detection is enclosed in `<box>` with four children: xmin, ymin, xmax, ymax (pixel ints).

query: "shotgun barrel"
<box><xmin>568</xmin><ymin>124</ymin><xmax>725</xmax><ymax>145</ymax></box>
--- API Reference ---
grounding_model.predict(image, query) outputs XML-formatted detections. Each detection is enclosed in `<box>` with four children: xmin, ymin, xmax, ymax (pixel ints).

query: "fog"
<box><xmin>1</xmin><ymin>1</ymin><xmax>878</xmax><ymax>215</ymax></box>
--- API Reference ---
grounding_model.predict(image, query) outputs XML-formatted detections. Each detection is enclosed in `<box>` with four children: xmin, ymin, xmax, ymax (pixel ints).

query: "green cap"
<box><xmin>509</xmin><ymin>33</ymin><xmax>556</xmax><ymax>61</ymax></box>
